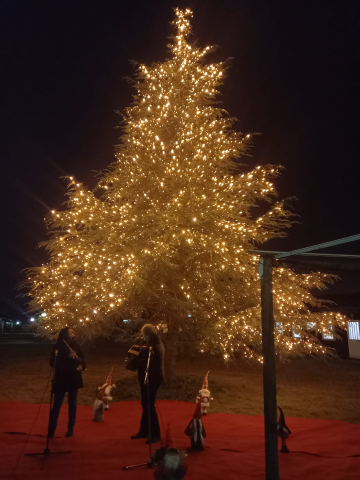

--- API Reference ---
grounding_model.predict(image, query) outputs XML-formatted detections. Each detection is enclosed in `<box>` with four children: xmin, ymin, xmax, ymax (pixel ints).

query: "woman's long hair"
<box><xmin>58</xmin><ymin>327</ymin><xmax>70</xmax><ymax>341</ymax></box>
<box><xmin>55</xmin><ymin>327</ymin><xmax>72</xmax><ymax>349</ymax></box>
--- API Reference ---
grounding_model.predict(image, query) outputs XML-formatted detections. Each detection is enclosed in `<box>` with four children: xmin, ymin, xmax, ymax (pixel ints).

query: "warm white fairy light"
<box><xmin>25</xmin><ymin>8</ymin><xmax>346</xmax><ymax>358</ymax></box>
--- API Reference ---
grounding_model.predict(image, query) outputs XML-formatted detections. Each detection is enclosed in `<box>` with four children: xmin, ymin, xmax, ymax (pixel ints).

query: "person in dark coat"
<box><xmin>48</xmin><ymin>327</ymin><xmax>86</xmax><ymax>438</ymax></box>
<box><xmin>131</xmin><ymin>324</ymin><xmax>165</xmax><ymax>444</ymax></box>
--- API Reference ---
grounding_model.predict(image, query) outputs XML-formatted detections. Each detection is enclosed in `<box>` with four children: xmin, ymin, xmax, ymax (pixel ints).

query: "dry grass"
<box><xmin>0</xmin><ymin>343</ymin><xmax>359</xmax><ymax>424</ymax></box>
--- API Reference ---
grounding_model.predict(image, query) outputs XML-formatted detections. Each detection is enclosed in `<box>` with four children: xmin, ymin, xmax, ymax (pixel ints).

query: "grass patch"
<box><xmin>1</xmin><ymin>344</ymin><xmax>359</xmax><ymax>423</ymax></box>
<box><xmin>113</xmin><ymin>375</ymin><xmax>224</xmax><ymax>403</ymax></box>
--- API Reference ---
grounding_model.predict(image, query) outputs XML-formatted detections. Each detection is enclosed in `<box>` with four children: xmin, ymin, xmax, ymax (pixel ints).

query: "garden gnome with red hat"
<box><xmin>151</xmin><ymin>424</ymin><xmax>187</xmax><ymax>480</ymax></box>
<box><xmin>93</xmin><ymin>366</ymin><xmax>116</xmax><ymax>421</ymax></box>
<box><xmin>101</xmin><ymin>366</ymin><xmax>116</xmax><ymax>410</ymax></box>
<box><xmin>185</xmin><ymin>401</ymin><xmax>206</xmax><ymax>450</ymax></box>
<box><xmin>196</xmin><ymin>371</ymin><xmax>213</xmax><ymax>415</ymax></box>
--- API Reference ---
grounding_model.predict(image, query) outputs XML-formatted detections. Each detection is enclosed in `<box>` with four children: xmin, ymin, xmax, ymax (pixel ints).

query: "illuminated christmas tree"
<box><xmin>25</xmin><ymin>9</ymin><xmax>345</xmax><ymax>373</ymax></box>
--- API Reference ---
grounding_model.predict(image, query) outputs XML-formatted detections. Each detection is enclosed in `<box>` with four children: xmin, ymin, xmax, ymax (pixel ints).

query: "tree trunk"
<box><xmin>163</xmin><ymin>329</ymin><xmax>178</xmax><ymax>380</ymax></box>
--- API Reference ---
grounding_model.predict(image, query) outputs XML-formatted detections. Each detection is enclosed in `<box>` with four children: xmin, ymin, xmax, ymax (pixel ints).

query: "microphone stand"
<box><xmin>123</xmin><ymin>347</ymin><xmax>154</xmax><ymax>471</ymax></box>
<box><xmin>25</xmin><ymin>349</ymin><xmax>72</xmax><ymax>457</ymax></box>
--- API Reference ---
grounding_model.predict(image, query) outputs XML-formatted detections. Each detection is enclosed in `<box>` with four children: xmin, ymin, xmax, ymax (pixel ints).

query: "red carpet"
<box><xmin>0</xmin><ymin>401</ymin><xmax>359</xmax><ymax>479</ymax></box>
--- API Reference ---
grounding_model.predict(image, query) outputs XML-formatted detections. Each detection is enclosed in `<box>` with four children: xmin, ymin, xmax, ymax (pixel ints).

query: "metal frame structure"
<box><xmin>254</xmin><ymin>234</ymin><xmax>360</xmax><ymax>480</ymax></box>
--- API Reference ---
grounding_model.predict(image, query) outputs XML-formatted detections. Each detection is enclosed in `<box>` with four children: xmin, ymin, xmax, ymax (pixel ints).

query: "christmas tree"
<box><xmin>25</xmin><ymin>9</ymin><xmax>345</xmax><ymax>374</ymax></box>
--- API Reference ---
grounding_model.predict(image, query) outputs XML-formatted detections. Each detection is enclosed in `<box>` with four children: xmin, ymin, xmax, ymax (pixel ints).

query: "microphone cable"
<box><xmin>7</xmin><ymin>368</ymin><xmax>52</xmax><ymax>480</ymax></box>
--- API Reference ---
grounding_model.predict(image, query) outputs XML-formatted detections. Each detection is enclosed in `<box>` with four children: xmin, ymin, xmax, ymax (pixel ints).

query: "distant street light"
<box><xmin>41</xmin><ymin>312</ymin><xmax>47</xmax><ymax>317</ymax></box>
<box><xmin>30</xmin><ymin>318</ymin><xmax>35</xmax><ymax>322</ymax></box>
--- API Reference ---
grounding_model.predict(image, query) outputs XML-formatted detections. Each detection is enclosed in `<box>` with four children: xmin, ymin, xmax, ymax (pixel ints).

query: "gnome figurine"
<box><xmin>185</xmin><ymin>402</ymin><xmax>206</xmax><ymax>450</ymax></box>
<box><xmin>196</xmin><ymin>371</ymin><xmax>213</xmax><ymax>415</ymax></box>
<box><xmin>149</xmin><ymin>424</ymin><xmax>187</xmax><ymax>480</ymax></box>
<box><xmin>277</xmin><ymin>406</ymin><xmax>292</xmax><ymax>453</ymax></box>
<box><xmin>93</xmin><ymin>386</ymin><xmax>105</xmax><ymax>422</ymax></box>
<box><xmin>99</xmin><ymin>367</ymin><xmax>116</xmax><ymax>410</ymax></box>
<box><xmin>93</xmin><ymin>367</ymin><xmax>116</xmax><ymax>421</ymax></box>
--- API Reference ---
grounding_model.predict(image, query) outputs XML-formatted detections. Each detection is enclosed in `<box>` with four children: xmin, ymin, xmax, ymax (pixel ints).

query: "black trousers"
<box><xmin>139</xmin><ymin>381</ymin><xmax>160</xmax><ymax>438</ymax></box>
<box><xmin>49</xmin><ymin>390</ymin><xmax>78</xmax><ymax>433</ymax></box>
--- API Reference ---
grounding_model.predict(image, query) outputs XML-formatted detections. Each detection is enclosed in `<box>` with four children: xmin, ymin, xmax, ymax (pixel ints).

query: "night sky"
<box><xmin>2</xmin><ymin>0</ymin><xmax>359</xmax><ymax>320</ymax></box>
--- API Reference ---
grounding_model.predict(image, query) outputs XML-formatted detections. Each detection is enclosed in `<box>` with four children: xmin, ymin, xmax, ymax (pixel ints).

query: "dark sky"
<box><xmin>1</xmin><ymin>0</ymin><xmax>359</xmax><ymax>320</ymax></box>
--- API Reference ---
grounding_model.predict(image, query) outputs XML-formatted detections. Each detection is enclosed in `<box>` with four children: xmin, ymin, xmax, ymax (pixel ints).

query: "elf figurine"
<box><xmin>150</xmin><ymin>424</ymin><xmax>187</xmax><ymax>480</ymax></box>
<box><xmin>196</xmin><ymin>371</ymin><xmax>213</xmax><ymax>415</ymax></box>
<box><xmin>185</xmin><ymin>401</ymin><xmax>206</xmax><ymax>450</ymax></box>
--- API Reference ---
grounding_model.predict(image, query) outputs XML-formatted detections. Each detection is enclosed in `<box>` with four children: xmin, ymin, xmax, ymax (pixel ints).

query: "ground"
<box><xmin>1</xmin><ymin>342</ymin><xmax>359</xmax><ymax>424</ymax></box>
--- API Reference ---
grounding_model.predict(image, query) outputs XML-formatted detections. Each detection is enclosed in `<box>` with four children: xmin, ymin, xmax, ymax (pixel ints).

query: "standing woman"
<box><xmin>48</xmin><ymin>327</ymin><xmax>86</xmax><ymax>438</ymax></box>
<box><xmin>131</xmin><ymin>324</ymin><xmax>165</xmax><ymax>444</ymax></box>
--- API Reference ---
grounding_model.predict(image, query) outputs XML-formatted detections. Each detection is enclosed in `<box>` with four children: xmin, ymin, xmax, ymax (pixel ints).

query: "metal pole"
<box><xmin>276</xmin><ymin>257</ymin><xmax>360</xmax><ymax>272</ymax></box>
<box><xmin>260</xmin><ymin>255</ymin><xmax>279</xmax><ymax>480</ymax></box>
<box><xmin>145</xmin><ymin>347</ymin><xmax>153</xmax><ymax>459</ymax></box>
<box><xmin>275</xmin><ymin>233</ymin><xmax>360</xmax><ymax>259</ymax></box>
<box><xmin>25</xmin><ymin>349</ymin><xmax>72</xmax><ymax>457</ymax></box>
<box><xmin>123</xmin><ymin>347</ymin><xmax>154</xmax><ymax>471</ymax></box>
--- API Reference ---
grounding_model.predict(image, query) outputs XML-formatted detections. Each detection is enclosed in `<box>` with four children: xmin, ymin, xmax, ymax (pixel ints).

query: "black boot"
<box><xmin>131</xmin><ymin>431</ymin><xmax>148</xmax><ymax>439</ymax></box>
<box><xmin>47</xmin><ymin>428</ymin><xmax>55</xmax><ymax>439</ymax></box>
<box><xmin>65</xmin><ymin>427</ymin><xmax>73</xmax><ymax>438</ymax></box>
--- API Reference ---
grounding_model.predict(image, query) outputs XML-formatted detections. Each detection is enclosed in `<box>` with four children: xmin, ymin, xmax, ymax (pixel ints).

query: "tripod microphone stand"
<box><xmin>25</xmin><ymin>349</ymin><xmax>72</xmax><ymax>458</ymax></box>
<box><xmin>123</xmin><ymin>347</ymin><xmax>155</xmax><ymax>471</ymax></box>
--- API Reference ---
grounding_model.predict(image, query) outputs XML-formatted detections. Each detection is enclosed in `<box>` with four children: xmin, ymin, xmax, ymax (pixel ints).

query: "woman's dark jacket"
<box><xmin>50</xmin><ymin>340</ymin><xmax>86</xmax><ymax>393</ymax></box>
<box><xmin>137</xmin><ymin>333</ymin><xmax>165</xmax><ymax>389</ymax></box>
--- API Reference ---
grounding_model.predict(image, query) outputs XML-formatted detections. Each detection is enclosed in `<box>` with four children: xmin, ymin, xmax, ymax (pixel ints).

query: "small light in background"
<box><xmin>16</xmin><ymin>321</ymin><xmax>21</xmax><ymax>325</ymax></box>
<box><xmin>41</xmin><ymin>312</ymin><xmax>47</xmax><ymax>317</ymax></box>
<box><xmin>30</xmin><ymin>318</ymin><xmax>35</xmax><ymax>322</ymax></box>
